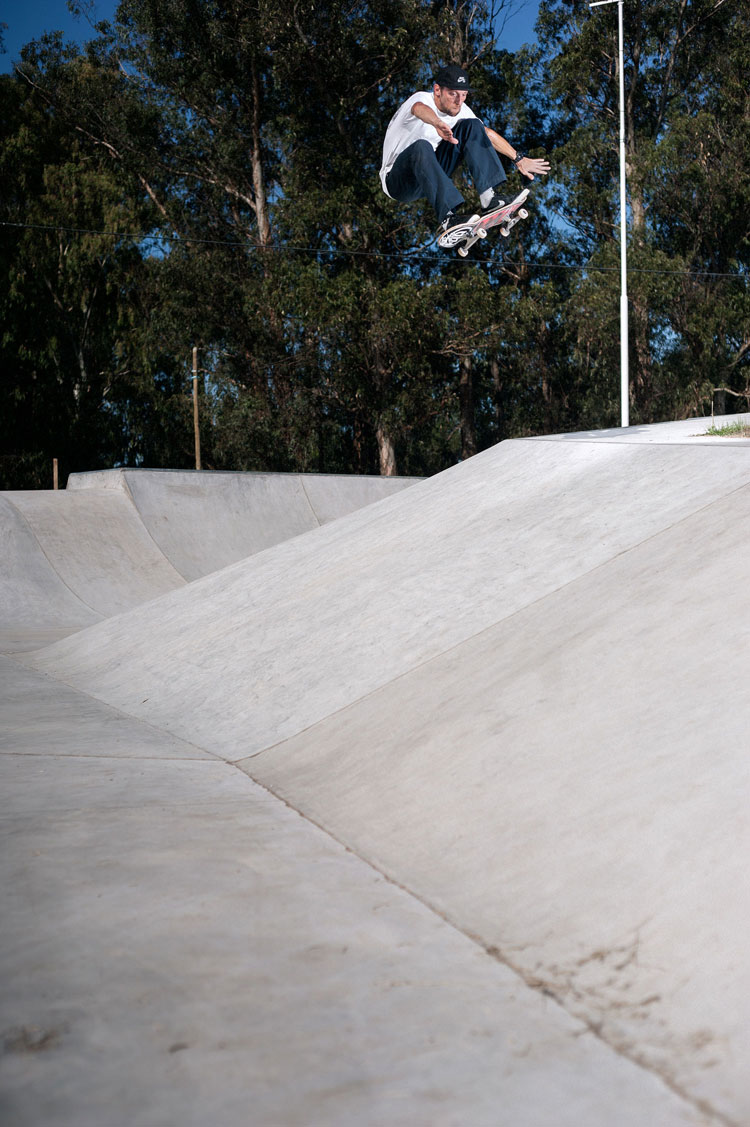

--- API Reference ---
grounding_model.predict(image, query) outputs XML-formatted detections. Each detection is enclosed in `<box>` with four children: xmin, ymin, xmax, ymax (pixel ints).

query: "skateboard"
<box><xmin>437</xmin><ymin>188</ymin><xmax>530</xmax><ymax>256</ymax></box>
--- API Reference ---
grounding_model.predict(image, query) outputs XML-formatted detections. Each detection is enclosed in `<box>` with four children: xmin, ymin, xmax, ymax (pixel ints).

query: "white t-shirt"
<box><xmin>379</xmin><ymin>91</ymin><xmax>478</xmax><ymax>197</ymax></box>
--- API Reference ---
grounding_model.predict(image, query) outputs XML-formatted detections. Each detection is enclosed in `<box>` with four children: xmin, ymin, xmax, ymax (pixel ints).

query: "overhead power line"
<box><xmin>0</xmin><ymin>220</ymin><xmax>747</xmax><ymax>281</ymax></box>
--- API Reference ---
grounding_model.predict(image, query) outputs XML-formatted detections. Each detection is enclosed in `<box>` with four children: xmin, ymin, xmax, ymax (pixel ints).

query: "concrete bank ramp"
<box><xmin>1</xmin><ymin>469</ymin><xmax>418</xmax><ymax>651</ymax></box>
<box><xmin>21</xmin><ymin>425</ymin><xmax>750</xmax><ymax>1123</ymax></box>
<box><xmin>28</xmin><ymin>436</ymin><xmax>750</xmax><ymax>756</ymax></box>
<box><xmin>69</xmin><ymin>468</ymin><xmax>419</xmax><ymax>581</ymax></box>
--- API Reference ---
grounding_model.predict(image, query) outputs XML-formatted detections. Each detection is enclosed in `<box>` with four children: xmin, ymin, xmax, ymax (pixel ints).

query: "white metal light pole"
<box><xmin>590</xmin><ymin>0</ymin><xmax>629</xmax><ymax>427</ymax></box>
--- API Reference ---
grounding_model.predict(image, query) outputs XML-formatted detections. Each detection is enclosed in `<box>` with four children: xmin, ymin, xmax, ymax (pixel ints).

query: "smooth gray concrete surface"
<box><xmin>246</xmin><ymin>484</ymin><xmax>750</xmax><ymax>1124</ymax></box>
<box><xmin>27</xmin><ymin>437</ymin><xmax>750</xmax><ymax>760</ymax></box>
<box><xmin>68</xmin><ymin>468</ymin><xmax>420</xmax><ymax>581</ymax></box>
<box><xmin>0</xmin><ymin>495</ymin><xmax>101</xmax><ymax>651</ymax></box>
<box><xmin>4</xmin><ymin>417</ymin><xmax>749</xmax><ymax>1125</ymax></box>
<box><xmin>4</xmin><ymin>489</ymin><xmax>185</xmax><ymax>617</ymax></box>
<box><xmin>0</xmin><ymin>469</ymin><xmax>419</xmax><ymax>652</ymax></box>
<box><xmin>540</xmin><ymin>411</ymin><xmax>750</xmax><ymax>445</ymax></box>
<box><xmin>0</xmin><ymin>659</ymin><xmax>705</xmax><ymax>1127</ymax></box>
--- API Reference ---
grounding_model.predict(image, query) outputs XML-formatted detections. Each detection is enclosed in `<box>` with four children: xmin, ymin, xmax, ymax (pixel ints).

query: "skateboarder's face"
<box><xmin>434</xmin><ymin>85</ymin><xmax>468</xmax><ymax>115</ymax></box>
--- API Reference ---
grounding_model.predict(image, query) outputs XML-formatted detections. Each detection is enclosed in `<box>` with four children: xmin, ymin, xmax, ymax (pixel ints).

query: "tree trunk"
<box><xmin>459</xmin><ymin>355</ymin><xmax>477</xmax><ymax>459</ymax></box>
<box><xmin>628</xmin><ymin>176</ymin><xmax>654</xmax><ymax>415</ymax></box>
<box><xmin>376</xmin><ymin>422</ymin><xmax>398</xmax><ymax>476</ymax></box>
<box><xmin>626</xmin><ymin>33</ymin><xmax>653</xmax><ymax>419</ymax></box>
<box><xmin>491</xmin><ymin>356</ymin><xmax>504</xmax><ymax>443</ymax></box>
<box><xmin>250</xmin><ymin>57</ymin><xmax>271</xmax><ymax>247</ymax></box>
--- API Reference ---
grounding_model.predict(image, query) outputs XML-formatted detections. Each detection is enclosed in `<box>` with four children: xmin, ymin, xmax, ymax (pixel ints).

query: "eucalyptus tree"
<box><xmin>0</xmin><ymin>59</ymin><xmax>153</xmax><ymax>487</ymax></box>
<box><xmin>534</xmin><ymin>0</ymin><xmax>749</xmax><ymax>422</ymax></box>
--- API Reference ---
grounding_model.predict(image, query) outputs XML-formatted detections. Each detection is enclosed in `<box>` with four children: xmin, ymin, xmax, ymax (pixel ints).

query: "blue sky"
<box><xmin>1</xmin><ymin>0</ymin><xmax>541</xmax><ymax>74</ymax></box>
<box><xmin>1</xmin><ymin>1</ymin><xmax>117</xmax><ymax>71</ymax></box>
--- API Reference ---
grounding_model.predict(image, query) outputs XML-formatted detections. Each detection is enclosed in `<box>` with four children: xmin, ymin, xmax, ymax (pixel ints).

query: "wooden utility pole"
<box><xmin>53</xmin><ymin>458</ymin><xmax>59</xmax><ymax>490</ymax></box>
<box><xmin>192</xmin><ymin>346</ymin><xmax>202</xmax><ymax>471</ymax></box>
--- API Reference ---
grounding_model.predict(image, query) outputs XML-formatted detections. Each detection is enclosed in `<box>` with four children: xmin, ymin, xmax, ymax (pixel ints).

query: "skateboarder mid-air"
<box><xmin>379</xmin><ymin>64</ymin><xmax>550</xmax><ymax>245</ymax></box>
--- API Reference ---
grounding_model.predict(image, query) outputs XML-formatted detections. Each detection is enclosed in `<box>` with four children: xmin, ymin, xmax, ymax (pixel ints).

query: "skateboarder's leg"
<box><xmin>386</xmin><ymin>140</ymin><xmax>465</xmax><ymax>223</ymax></box>
<box><xmin>438</xmin><ymin>118</ymin><xmax>507</xmax><ymax>198</ymax></box>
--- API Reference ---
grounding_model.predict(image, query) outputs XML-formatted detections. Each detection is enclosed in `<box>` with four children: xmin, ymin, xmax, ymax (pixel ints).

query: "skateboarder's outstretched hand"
<box><xmin>516</xmin><ymin>156</ymin><xmax>551</xmax><ymax>181</ymax></box>
<box><xmin>437</xmin><ymin>121</ymin><xmax>459</xmax><ymax>145</ymax></box>
<box><xmin>411</xmin><ymin>101</ymin><xmax>459</xmax><ymax>145</ymax></box>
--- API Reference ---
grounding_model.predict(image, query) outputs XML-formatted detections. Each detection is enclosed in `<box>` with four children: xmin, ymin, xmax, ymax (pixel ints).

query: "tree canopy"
<box><xmin>2</xmin><ymin>0</ymin><xmax>748</xmax><ymax>487</ymax></box>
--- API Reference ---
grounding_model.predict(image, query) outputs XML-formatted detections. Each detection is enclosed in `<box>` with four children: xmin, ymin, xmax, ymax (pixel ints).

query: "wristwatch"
<box><xmin>514</xmin><ymin>151</ymin><xmax>526</xmax><ymax>165</ymax></box>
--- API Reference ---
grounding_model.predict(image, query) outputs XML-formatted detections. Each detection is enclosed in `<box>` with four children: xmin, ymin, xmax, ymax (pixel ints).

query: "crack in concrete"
<box><xmin>237</xmin><ymin>761</ymin><xmax>736</xmax><ymax>1127</ymax></box>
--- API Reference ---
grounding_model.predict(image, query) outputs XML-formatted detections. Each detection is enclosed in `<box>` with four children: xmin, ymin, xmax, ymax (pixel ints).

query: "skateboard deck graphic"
<box><xmin>437</xmin><ymin>188</ymin><xmax>531</xmax><ymax>256</ymax></box>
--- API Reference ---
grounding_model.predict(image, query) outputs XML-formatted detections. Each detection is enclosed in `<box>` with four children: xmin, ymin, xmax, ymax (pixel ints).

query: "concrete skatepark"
<box><xmin>2</xmin><ymin>417</ymin><xmax>749</xmax><ymax>1126</ymax></box>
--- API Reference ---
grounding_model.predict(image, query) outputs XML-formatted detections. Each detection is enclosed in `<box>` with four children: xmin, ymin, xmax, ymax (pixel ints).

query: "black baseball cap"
<box><xmin>433</xmin><ymin>65</ymin><xmax>470</xmax><ymax>91</ymax></box>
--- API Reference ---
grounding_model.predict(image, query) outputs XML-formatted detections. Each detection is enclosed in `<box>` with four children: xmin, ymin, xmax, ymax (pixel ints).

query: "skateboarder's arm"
<box><xmin>411</xmin><ymin>101</ymin><xmax>458</xmax><ymax>144</ymax></box>
<box><xmin>484</xmin><ymin>127</ymin><xmax>551</xmax><ymax>180</ymax></box>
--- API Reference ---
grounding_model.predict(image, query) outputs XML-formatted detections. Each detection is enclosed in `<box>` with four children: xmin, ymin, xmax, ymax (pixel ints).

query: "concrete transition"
<box><xmin>0</xmin><ymin>468</ymin><xmax>417</xmax><ymax>651</ymax></box>
<box><xmin>2</xmin><ymin>418</ymin><xmax>749</xmax><ymax>1126</ymax></box>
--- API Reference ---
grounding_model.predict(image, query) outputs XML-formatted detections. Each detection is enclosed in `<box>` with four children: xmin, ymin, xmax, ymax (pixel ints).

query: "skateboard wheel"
<box><xmin>500</xmin><ymin>227</ymin><xmax>510</xmax><ymax>237</ymax></box>
<box><xmin>457</xmin><ymin>245</ymin><xmax>469</xmax><ymax>257</ymax></box>
<box><xmin>478</xmin><ymin>229</ymin><xmax>487</xmax><ymax>239</ymax></box>
<box><xmin>519</xmin><ymin>209</ymin><xmax>529</xmax><ymax>219</ymax></box>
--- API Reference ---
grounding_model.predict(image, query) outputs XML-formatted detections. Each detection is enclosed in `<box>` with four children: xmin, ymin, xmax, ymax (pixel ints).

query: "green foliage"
<box><xmin>535</xmin><ymin>0</ymin><xmax>750</xmax><ymax>422</ymax></box>
<box><xmin>0</xmin><ymin>62</ymin><xmax>154</xmax><ymax>487</ymax></box>
<box><xmin>1</xmin><ymin>0</ymin><xmax>748</xmax><ymax>487</ymax></box>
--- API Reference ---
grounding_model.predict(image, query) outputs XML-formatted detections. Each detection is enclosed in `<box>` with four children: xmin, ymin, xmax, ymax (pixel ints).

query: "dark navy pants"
<box><xmin>385</xmin><ymin>118</ymin><xmax>507</xmax><ymax>222</ymax></box>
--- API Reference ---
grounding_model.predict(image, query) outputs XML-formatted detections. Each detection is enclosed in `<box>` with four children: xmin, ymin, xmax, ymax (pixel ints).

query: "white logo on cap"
<box><xmin>458</xmin><ymin>77</ymin><xmax>466</xmax><ymax>84</ymax></box>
